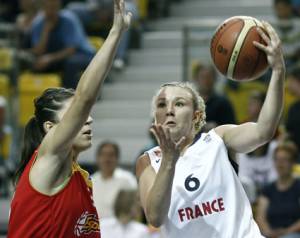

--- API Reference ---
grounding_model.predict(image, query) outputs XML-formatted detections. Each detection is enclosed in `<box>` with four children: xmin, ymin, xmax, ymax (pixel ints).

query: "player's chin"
<box><xmin>77</xmin><ymin>139</ymin><xmax>92</xmax><ymax>151</ymax></box>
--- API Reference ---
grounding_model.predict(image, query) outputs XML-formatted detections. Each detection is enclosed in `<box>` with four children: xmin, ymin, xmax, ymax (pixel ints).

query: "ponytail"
<box><xmin>13</xmin><ymin>87</ymin><xmax>75</xmax><ymax>185</ymax></box>
<box><xmin>14</xmin><ymin>117</ymin><xmax>44</xmax><ymax>185</ymax></box>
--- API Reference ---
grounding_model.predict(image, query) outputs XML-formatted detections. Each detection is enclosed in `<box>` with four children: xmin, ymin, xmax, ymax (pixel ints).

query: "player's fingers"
<box><xmin>253</xmin><ymin>41</ymin><xmax>271</xmax><ymax>54</ymax></box>
<box><xmin>165</xmin><ymin>126</ymin><xmax>171</xmax><ymax>142</ymax></box>
<box><xmin>256</xmin><ymin>27</ymin><xmax>271</xmax><ymax>45</ymax></box>
<box><xmin>150</xmin><ymin>126</ymin><xmax>160</xmax><ymax>145</ymax></box>
<box><xmin>157</xmin><ymin>124</ymin><xmax>168</xmax><ymax>147</ymax></box>
<box><xmin>262</xmin><ymin>21</ymin><xmax>279</xmax><ymax>43</ymax></box>
<box><xmin>176</xmin><ymin>136</ymin><xmax>186</xmax><ymax>150</ymax></box>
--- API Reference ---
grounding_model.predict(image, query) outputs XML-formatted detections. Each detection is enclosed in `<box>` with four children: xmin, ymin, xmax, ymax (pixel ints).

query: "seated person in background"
<box><xmin>0</xmin><ymin>0</ymin><xmax>19</xmax><ymax>22</ymax></box>
<box><xmin>238</xmin><ymin>91</ymin><xmax>278</xmax><ymax>201</ymax></box>
<box><xmin>68</xmin><ymin>0</ymin><xmax>139</xmax><ymax>70</ymax></box>
<box><xmin>286</xmin><ymin>68</ymin><xmax>300</xmax><ymax>155</ymax></box>
<box><xmin>101</xmin><ymin>189</ymin><xmax>152</xmax><ymax>238</ymax></box>
<box><xmin>256</xmin><ymin>141</ymin><xmax>300</xmax><ymax>238</ymax></box>
<box><xmin>16</xmin><ymin>0</ymin><xmax>39</xmax><ymax>49</ymax></box>
<box><xmin>273</xmin><ymin>0</ymin><xmax>300</xmax><ymax>70</ymax></box>
<box><xmin>29</xmin><ymin>0</ymin><xmax>95</xmax><ymax>89</ymax></box>
<box><xmin>0</xmin><ymin>96</ymin><xmax>12</xmax><ymax>197</ymax></box>
<box><xmin>192</xmin><ymin>62</ymin><xmax>236</xmax><ymax>126</ymax></box>
<box><xmin>91</xmin><ymin>141</ymin><xmax>137</xmax><ymax>218</ymax></box>
<box><xmin>0</xmin><ymin>96</ymin><xmax>12</xmax><ymax>162</ymax></box>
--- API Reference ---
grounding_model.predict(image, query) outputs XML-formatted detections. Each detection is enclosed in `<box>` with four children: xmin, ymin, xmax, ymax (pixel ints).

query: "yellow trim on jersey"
<box><xmin>72</xmin><ymin>163</ymin><xmax>93</xmax><ymax>189</ymax></box>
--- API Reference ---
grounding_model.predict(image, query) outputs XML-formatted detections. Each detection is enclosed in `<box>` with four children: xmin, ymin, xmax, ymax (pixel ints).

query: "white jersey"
<box><xmin>146</xmin><ymin>129</ymin><xmax>264</xmax><ymax>238</ymax></box>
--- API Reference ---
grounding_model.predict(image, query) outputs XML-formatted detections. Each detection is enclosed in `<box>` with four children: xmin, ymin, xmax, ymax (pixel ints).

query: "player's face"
<box><xmin>274</xmin><ymin>150</ymin><xmax>294</xmax><ymax>178</ymax></box>
<box><xmin>57</xmin><ymin>97</ymin><xmax>93</xmax><ymax>152</ymax></box>
<box><xmin>154</xmin><ymin>86</ymin><xmax>197</xmax><ymax>142</ymax></box>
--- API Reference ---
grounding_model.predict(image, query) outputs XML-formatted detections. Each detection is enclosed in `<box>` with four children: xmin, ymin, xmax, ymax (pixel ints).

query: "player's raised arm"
<box><xmin>40</xmin><ymin>0</ymin><xmax>131</xmax><ymax>158</ymax></box>
<box><xmin>215</xmin><ymin>21</ymin><xmax>285</xmax><ymax>153</ymax></box>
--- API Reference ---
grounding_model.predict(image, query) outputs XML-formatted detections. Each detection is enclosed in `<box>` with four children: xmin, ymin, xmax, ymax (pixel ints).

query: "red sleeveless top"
<box><xmin>8</xmin><ymin>150</ymin><xmax>101</xmax><ymax>238</ymax></box>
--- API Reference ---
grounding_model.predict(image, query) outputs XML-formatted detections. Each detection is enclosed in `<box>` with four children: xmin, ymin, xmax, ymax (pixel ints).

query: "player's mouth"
<box><xmin>165</xmin><ymin>121</ymin><xmax>176</xmax><ymax>127</ymax></box>
<box><xmin>83</xmin><ymin>130</ymin><xmax>93</xmax><ymax>138</ymax></box>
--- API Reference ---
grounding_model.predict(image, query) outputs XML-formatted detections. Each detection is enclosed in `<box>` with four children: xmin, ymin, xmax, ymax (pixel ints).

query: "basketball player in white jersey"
<box><xmin>136</xmin><ymin>21</ymin><xmax>284</xmax><ymax>238</ymax></box>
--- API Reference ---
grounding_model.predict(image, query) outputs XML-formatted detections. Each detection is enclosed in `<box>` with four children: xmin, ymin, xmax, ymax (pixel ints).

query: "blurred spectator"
<box><xmin>273</xmin><ymin>0</ymin><xmax>300</xmax><ymax>70</ymax></box>
<box><xmin>292</xmin><ymin>0</ymin><xmax>300</xmax><ymax>16</ymax></box>
<box><xmin>148</xmin><ymin>0</ymin><xmax>171</xmax><ymax>18</ymax></box>
<box><xmin>101</xmin><ymin>189</ymin><xmax>151</xmax><ymax>238</ymax></box>
<box><xmin>0</xmin><ymin>0</ymin><xmax>19</xmax><ymax>22</ymax></box>
<box><xmin>28</xmin><ymin>0</ymin><xmax>95</xmax><ymax>89</ymax></box>
<box><xmin>256</xmin><ymin>141</ymin><xmax>300</xmax><ymax>238</ymax></box>
<box><xmin>286</xmin><ymin>68</ymin><xmax>300</xmax><ymax>152</ymax></box>
<box><xmin>238</xmin><ymin>91</ymin><xmax>278</xmax><ymax>200</ymax></box>
<box><xmin>0</xmin><ymin>96</ymin><xmax>12</xmax><ymax>162</ymax></box>
<box><xmin>0</xmin><ymin>96</ymin><xmax>12</xmax><ymax>196</ymax></box>
<box><xmin>91</xmin><ymin>141</ymin><xmax>137</xmax><ymax>218</ymax></box>
<box><xmin>192</xmin><ymin>62</ymin><xmax>236</xmax><ymax>126</ymax></box>
<box><xmin>68</xmin><ymin>0</ymin><xmax>140</xmax><ymax>70</ymax></box>
<box><xmin>16</xmin><ymin>0</ymin><xmax>39</xmax><ymax>49</ymax></box>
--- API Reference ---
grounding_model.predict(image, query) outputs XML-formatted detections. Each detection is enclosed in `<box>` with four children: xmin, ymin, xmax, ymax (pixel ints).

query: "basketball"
<box><xmin>210</xmin><ymin>16</ymin><xmax>269</xmax><ymax>81</ymax></box>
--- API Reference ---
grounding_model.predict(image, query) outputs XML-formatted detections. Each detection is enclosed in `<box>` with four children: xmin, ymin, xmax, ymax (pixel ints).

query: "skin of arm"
<box><xmin>284</xmin><ymin>220</ymin><xmax>300</xmax><ymax>233</ymax></box>
<box><xmin>34</xmin><ymin>47</ymin><xmax>76</xmax><ymax>70</ymax></box>
<box><xmin>136</xmin><ymin>125</ymin><xmax>186</xmax><ymax>227</ymax></box>
<box><xmin>137</xmin><ymin>154</ymin><xmax>176</xmax><ymax>227</ymax></box>
<box><xmin>30</xmin><ymin>0</ymin><xmax>132</xmax><ymax>194</ymax></box>
<box><xmin>256</xmin><ymin>195</ymin><xmax>298</xmax><ymax>238</ymax></box>
<box><xmin>31</xmin><ymin>20</ymin><xmax>55</xmax><ymax>56</ymax></box>
<box><xmin>256</xmin><ymin>195</ymin><xmax>274</xmax><ymax>236</ymax></box>
<box><xmin>215</xmin><ymin>21</ymin><xmax>285</xmax><ymax>154</ymax></box>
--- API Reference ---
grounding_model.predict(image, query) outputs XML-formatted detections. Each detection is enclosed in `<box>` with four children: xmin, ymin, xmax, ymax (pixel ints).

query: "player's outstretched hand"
<box><xmin>113</xmin><ymin>0</ymin><xmax>132</xmax><ymax>32</ymax></box>
<box><xmin>150</xmin><ymin>124</ymin><xmax>186</xmax><ymax>165</ymax></box>
<box><xmin>253</xmin><ymin>21</ymin><xmax>285</xmax><ymax>72</ymax></box>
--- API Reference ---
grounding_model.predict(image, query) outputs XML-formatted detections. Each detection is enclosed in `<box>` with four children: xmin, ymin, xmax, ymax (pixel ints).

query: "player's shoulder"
<box><xmin>136</xmin><ymin>153</ymin><xmax>152</xmax><ymax>179</ymax></box>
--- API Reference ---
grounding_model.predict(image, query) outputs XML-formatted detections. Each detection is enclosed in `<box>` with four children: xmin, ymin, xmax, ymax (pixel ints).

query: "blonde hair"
<box><xmin>151</xmin><ymin>81</ymin><xmax>206</xmax><ymax>133</ymax></box>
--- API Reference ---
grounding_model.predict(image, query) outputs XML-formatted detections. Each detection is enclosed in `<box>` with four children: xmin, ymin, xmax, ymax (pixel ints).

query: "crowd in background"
<box><xmin>1</xmin><ymin>0</ymin><xmax>300</xmax><ymax>237</ymax></box>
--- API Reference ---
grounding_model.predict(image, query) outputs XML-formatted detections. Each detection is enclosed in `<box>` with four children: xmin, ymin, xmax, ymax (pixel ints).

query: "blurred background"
<box><xmin>1</xmin><ymin>0</ymin><xmax>300</xmax><ymax>237</ymax></box>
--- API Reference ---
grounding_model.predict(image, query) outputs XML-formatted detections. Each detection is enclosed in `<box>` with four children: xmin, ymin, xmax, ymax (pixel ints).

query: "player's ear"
<box><xmin>43</xmin><ymin>121</ymin><xmax>55</xmax><ymax>133</ymax></box>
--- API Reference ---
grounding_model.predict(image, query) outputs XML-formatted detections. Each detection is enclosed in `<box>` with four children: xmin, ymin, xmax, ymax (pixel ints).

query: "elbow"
<box><xmin>257</xmin><ymin>125</ymin><xmax>276</xmax><ymax>144</ymax></box>
<box><xmin>147</xmin><ymin>213</ymin><xmax>164</xmax><ymax>228</ymax></box>
<box><xmin>145</xmin><ymin>207</ymin><xmax>164</xmax><ymax>228</ymax></box>
<box><xmin>259</xmin><ymin>130</ymin><xmax>275</xmax><ymax>144</ymax></box>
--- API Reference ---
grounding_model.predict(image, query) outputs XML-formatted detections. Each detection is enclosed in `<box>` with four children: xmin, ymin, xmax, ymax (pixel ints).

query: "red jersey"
<box><xmin>8</xmin><ymin>150</ymin><xmax>101</xmax><ymax>238</ymax></box>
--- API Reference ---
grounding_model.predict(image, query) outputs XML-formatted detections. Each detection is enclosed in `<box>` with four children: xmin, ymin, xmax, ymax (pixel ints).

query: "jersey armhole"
<box><xmin>136</xmin><ymin>153</ymin><xmax>151</xmax><ymax>179</ymax></box>
<box><xmin>28</xmin><ymin>151</ymin><xmax>72</xmax><ymax>197</ymax></box>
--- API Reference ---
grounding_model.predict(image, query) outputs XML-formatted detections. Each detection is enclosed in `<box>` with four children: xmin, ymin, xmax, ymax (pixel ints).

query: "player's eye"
<box><xmin>175</xmin><ymin>102</ymin><xmax>184</xmax><ymax>107</ymax></box>
<box><xmin>157</xmin><ymin>102</ymin><xmax>166</xmax><ymax>108</ymax></box>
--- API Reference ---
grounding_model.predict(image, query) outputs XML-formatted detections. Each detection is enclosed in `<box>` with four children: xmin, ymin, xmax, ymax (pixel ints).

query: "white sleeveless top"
<box><xmin>146</xmin><ymin>130</ymin><xmax>264</xmax><ymax>238</ymax></box>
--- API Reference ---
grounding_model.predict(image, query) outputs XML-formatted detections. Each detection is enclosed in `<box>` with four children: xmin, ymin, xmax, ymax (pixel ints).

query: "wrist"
<box><xmin>110</xmin><ymin>26</ymin><xmax>123</xmax><ymax>36</ymax></box>
<box><xmin>161</xmin><ymin>157</ymin><xmax>177</xmax><ymax>170</ymax></box>
<box><xmin>272</xmin><ymin>66</ymin><xmax>285</xmax><ymax>75</ymax></box>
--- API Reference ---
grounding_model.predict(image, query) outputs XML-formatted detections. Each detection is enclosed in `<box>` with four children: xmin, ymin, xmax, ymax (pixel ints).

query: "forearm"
<box><xmin>146</xmin><ymin>160</ymin><xmax>176</xmax><ymax>227</ymax></box>
<box><xmin>257</xmin><ymin>68</ymin><xmax>285</xmax><ymax>140</ymax></box>
<box><xmin>47</xmin><ymin>47</ymin><xmax>75</xmax><ymax>62</ymax></box>
<box><xmin>76</xmin><ymin>27</ymin><xmax>122</xmax><ymax>102</ymax></box>
<box><xmin>286</xmin><ymin>220</ymin><xmax>300</xmax><ymax>233</ymax></box>
<box><xmin>31</xmin><ymin>29</ymin><xmax>51</xmax><ymax>55</ymax></box>
<box><xmin>256</xmin><ymin>217</ymin><xmax>273</xmax><ymax>236</ymax></box>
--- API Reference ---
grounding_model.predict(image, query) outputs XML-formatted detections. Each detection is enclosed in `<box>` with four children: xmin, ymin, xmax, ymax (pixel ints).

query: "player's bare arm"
<box><xmin>215</xmin><ymin>21</ymin><xmax>285</xmax><ymax>154</ymax></box>
<box><xmin>137</xmin><ymin>124</ymin><xmax>186</xmax><ymax>227</ymax></box>
<box><xmin>31</xmin><ymin>0</ymin><xmax>132</xmax><ymax>193</ymax></box>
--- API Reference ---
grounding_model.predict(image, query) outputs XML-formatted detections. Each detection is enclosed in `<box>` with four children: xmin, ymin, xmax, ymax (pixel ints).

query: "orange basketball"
<box><xmin>210</xmin><ymin>16</ymin><xmax>269</xmax><ymax>81</ymax></box>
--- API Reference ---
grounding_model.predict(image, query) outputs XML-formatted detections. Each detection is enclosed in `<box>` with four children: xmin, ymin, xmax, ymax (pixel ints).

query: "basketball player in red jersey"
<box><xmin>8</xmin><ymin>0</ymin><xmax>131</xmax><ymax>237</ymax></box>
<box><xmin>136</xmin><ymin>22</ymin><xmax>285</xmax><ymax>238</ymax></box>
